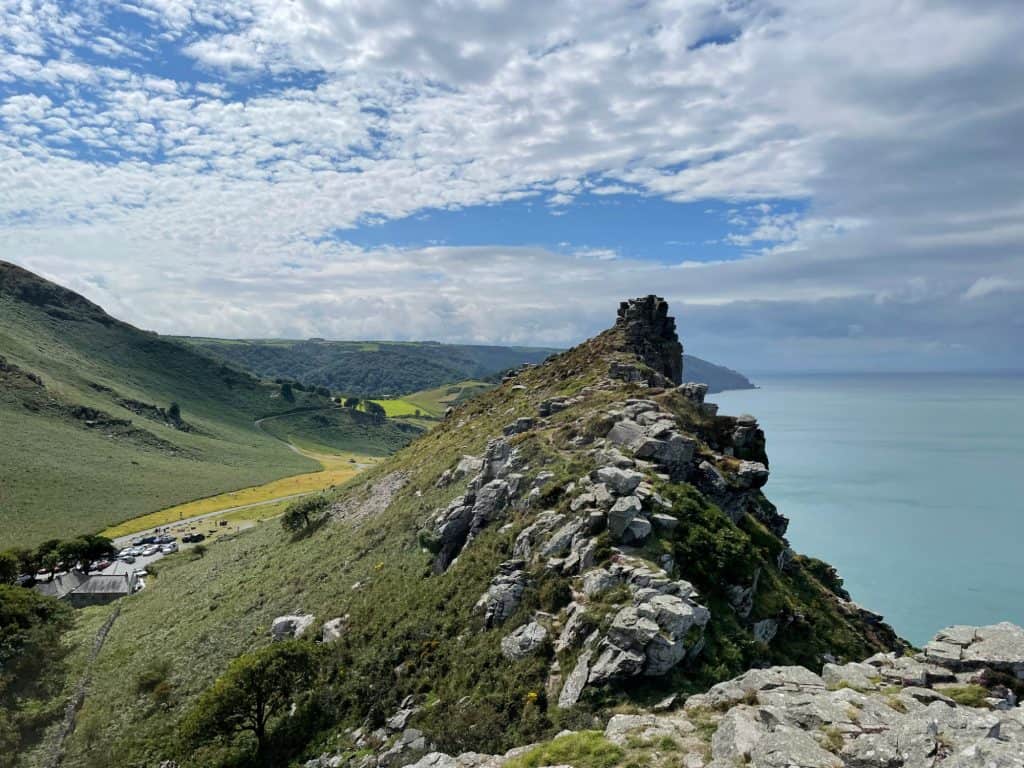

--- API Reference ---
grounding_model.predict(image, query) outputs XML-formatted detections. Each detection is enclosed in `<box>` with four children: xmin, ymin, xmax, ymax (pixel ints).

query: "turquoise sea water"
<box><xmin>715</xmin><ymin>374</ymin><xmax>1024</xmax><ymax>646</ymax></box>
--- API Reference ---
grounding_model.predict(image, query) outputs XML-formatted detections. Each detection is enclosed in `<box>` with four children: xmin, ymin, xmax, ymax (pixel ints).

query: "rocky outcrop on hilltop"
<box><xmin>614</xmin><ymin>295</ymin><xmax>684</xmax><ymax>385</ymax></box>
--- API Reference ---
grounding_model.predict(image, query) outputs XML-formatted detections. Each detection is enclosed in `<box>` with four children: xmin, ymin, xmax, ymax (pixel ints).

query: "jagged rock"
<box><xmin>750</xmin><ymin>730</ymin><xmax>841</xmax><ymax>768</ymax></box>
<box><xmin>558</xmin><ymin>648</ymin><xmax>593</xmax><ymax>709</ymax></box>
<box><xmin>555</xmin><ymin>603</ymin><xmax>590</xmax><ymax>653</ymax></box>
<box><xmin>386</xmin><ymin>705</ymin><xmax>420</xmax><ymax>732</ymax></box>
<box><xmin>685</xmin><ymin>666</ymin><xmax>826</xmax><ymax>710</ymax></box>
<box><xmin>588</xmin><ymin>640</ymin><xmax>647</xmax><ymax>684</ymax></box>
<box><xmin>378</xmin><ymin>728</ymin><xmax>430</xmax><ymax>767</ymax></box>
<box><xmin>735</xmin><ymin>460</ymin><xmax>769</xmax><ymax>489</ymax></box>
<box><xmin>623</xmin><ymin>516</ymin><xmax>652</xmax><ymax>545</ymax></box>
<box><xmin>454</xmin><ymin>455</ymin><xmax>483</xmax><ymax>481</ymax></box>
<box><xmin>501</xmin><ymin>621</ymin><xmax>548</xmax><ymax>660</ymax></box>
<box><xmin>615</xmin><ymin>296</ymin><xmax>683</xmax><ymax>385</ymax></box>
<box><xmin>925</xmin><ymin>621</ymin><xmax>1024</xmax><ymax>677</ymax></box>
<box><xmin>502</xmin><ymin>417</ymin><xmax>534</xmax><ymax>436</ymax></box>
<box><xmin>512</xmin><ymin>511</ymin><xmax>565</xmax><ymax>560</ymax></box>
<box><xmin>711</xmin><ymin>706</ymin><xmax>772</xmax><ymax>763</ymax></box>
<box><xmin>540</xmin><ymin>517</ymin><xmax>586</xmax><ymax>558</ymax></box>
<box><xmin>607</xmin><ymin>495</ymin><xmax>642</xmax><ymax>539</ymax></box>
<box><xmin>271</xmin><ymin>614</ymin><xmax>315</xmax><ymax>641</ymax></box>
<box><xmin>475</xmin><ymin>561</ymin><xmax>529</xmax><ymax>627</ymax></box>
<box><xmin>606</xmin><ymin>418</ymin><xmax>645</xmax><ymax>448</ymax></box>
<box><xmin>678</xmin><ymin>382</ymin><xmax>708</xmax><ymax>404</ymax></box>
<box><xmin>595</xmin><ymin>466</ymin><xmax>644</xmax><ymax>495</ymax></box>
<box><xmin>752</xmin><ymin>618</ymin><xmax>779</xmax><ymax>645</ymax></box>
<box><xmin>471</xmin><ymin>479</ymin><xmax>510</xmax><ymax>525</ymax></box>
<box><xmin>821</xmin><ymin>661</ymin><xmax>880</xmax><ymax>690</ymax></box>
<box><xmin>322</xmin><ymin>616</ymin><xmax>349</xmax><ymax>643</ymax></box>
<box><xmin>582</xmin><ymin>568</ymin><xmax>617</xmax><ymax>598</ymax></box>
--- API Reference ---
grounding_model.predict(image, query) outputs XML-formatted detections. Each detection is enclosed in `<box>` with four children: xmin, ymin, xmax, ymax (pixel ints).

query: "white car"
<box><xmin>141</xmin><ymin>546</ymin><xmax>160</xmax><ymax>557</ymax></box>
<box><xmin>161</xmin><ymin>543</ymin><xmax>178</xmax><ymax>554</ymax></box>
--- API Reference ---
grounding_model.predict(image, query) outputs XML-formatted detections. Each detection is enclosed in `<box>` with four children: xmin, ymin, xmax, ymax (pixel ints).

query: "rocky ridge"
<box><xmin>292</xmin><ymin>297</ymin><xmax>1020</xmax><ymax>768</ymax></box>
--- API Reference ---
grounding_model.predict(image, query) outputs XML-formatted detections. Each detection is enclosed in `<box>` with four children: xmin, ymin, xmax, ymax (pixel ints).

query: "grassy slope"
<box><xmin>175</xmin><ymin>337</ymin><xmax>560</xmax><ymax>397</ymax></box>
<box><xmin>58</xmin><ymin>323</ymin><xmax>897</xmax><ymax>768</ymax></box>
<box><xmin>0</xmin><ymin>262</ymin><xmax>331</xmax><ymax>546</ymax></box>
<box><xmin>257</xmin><ymin>407</ymin><xmax>422</xmax><ymax>456</ymax></box>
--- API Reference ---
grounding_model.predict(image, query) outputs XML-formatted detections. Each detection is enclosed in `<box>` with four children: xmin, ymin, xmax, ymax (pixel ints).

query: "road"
<box><xmin>109</xmin><ymin>491</ymin><xmax>309</xmax><ymax>549</ymax></box>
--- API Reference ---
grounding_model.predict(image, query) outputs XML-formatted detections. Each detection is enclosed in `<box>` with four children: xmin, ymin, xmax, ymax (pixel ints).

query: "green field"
<box><xmin>403</xmin><ymin>380</ymin><xmax>494</xmax><ymax>417</ymax></box>
<box><xmin>0</xmin><ymin>262</ymin><xmax>338</xmax><ymax>547</ymax></box>
<box><xmin>177</xmin><ymin>336</ymin><xmax>558</xmax><ymax>397</ymax></box>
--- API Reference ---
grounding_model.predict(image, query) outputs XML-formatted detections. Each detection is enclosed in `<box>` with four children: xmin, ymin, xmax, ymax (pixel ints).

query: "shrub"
<box><xmin>537</xmin><ymin>575</ymin><xmax>572</xmax><ymax>613</ymax></box>
<box><xmin>281</xmin><ymin>495</ymin><xmax>331</xmax><ymax>534</ymax></box>
<box><xmin>135</xmin><ymin>659</ymin><xmax>172</xmax><ymax>695</ymax></box>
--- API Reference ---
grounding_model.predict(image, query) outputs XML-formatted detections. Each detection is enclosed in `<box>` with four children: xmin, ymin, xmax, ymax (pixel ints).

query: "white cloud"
<box><xmin>0</xmin><ymin>0</ymin><xmax>1022</xmax><ymax>370</ymax></box>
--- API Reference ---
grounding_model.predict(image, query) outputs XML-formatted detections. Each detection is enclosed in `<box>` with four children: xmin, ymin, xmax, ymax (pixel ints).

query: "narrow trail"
<box><xmin>45</xmin><ymin>605</ymin><xmax>122</xmax><ymax>768</ymax></box>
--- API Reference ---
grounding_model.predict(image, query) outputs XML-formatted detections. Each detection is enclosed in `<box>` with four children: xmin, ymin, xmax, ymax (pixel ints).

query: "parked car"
<box><xmin>141</xmin><ymin>546</ymin><xmax>160</xmax><ymax>557</ymax></box>
<box><xmin>161</xmin><ymin>543</ymin><xmax>178</xmax><ymax>554</ymax></box>
<box><xmin>181</xmin><ymin>533</ymin><xmax>205</xmax><ymax>543</ymax></box>
<box><xmin>121</xmin><ymin>555</ymin><xmax>136</xmax><ymax>563</ymax></box>
<box><xmin>93</xmin><ymin>560</ymin><xmax>112</xmax><ymax>571</ymax></box>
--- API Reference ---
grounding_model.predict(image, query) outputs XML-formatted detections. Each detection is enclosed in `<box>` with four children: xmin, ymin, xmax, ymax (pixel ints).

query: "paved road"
<box><xmin>110</xmin><ymin>492</ymin><xmax>310</xmax><ymax>548</ymax></box>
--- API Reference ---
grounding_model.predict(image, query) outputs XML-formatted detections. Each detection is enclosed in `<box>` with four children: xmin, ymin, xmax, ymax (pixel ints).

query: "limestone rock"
<box><xmin>501</xmin><ymin>621</ymin><xmax>548</xmax><ymax>660</ymax></box>
<box><xmin>321</xmin><ymin>616</ymin><xmax>349</xmax><ymax>643</ymax></box>
<box><xmin>594</xmin><ymin>466</ymin><xmax>644</xmax><ymax>495</ymax></box>
<box><xmin>270</xmin><ymin>614</ymin><xmax>315</xmax><ymax>641</ymax></box>
<box><xmin>475</xmin><ymin>561</ymin><xmax>529</xmax><ymax>627</ymax></box>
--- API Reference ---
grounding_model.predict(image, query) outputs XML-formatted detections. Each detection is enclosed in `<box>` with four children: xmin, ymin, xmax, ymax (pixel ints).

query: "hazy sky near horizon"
<box><xmin>2</xmin><ymin>0</ymin><xmax>1022</xmax><ymax>371</ymax></box>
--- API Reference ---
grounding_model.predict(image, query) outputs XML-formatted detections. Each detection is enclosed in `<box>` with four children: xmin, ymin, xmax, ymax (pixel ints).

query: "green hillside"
<box><xmin>0</xmin><ymin>262</ymin><xmax>348</xmax><ymax>547</ymax></box>
<box><xmin>174</xmin><ymin>337</ymin><xmax>560</xmax><ymax>397</ymax></box>
<box><xmin>41</xmin><ymin>299</ymin><xmax>900</xmax><ymax>768</ymax></box>
<box><xmin>176</xmin><ymin>337</ymin><xmax>754</xmax><ymax>398</ymax></box>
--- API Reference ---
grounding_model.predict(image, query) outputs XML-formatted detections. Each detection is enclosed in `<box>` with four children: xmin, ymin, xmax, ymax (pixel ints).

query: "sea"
<box><xmin>714</xmin><ymin>373</ymin><xmax>1024</xmax><ymax>647</ymax></box>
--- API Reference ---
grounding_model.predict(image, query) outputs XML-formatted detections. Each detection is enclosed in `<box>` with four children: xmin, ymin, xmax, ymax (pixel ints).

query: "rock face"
<box><xmin>615</xmin><ymin>295</ymin><xmax>684</xmax><ymax>385</ymax></box>
<box><xmin>407</xmin><ymin>624</ymin><xmax>1024</xmax><ymax>768</ymax></box>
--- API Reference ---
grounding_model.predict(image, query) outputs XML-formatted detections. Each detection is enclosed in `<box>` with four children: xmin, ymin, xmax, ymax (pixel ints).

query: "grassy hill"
<box><xmin>175</xmin><ymin>337</ymin><xmax>560</xmax><ymax>398</ymax></box>
<box><xmin>177</xmin><ymin>337</ymin><xmax>754</xmax><ymax>399</ymax></box>
<box><xmin>0</xmin><ymin>262</ymin><xmax>409</xmax><ymax>547</ymax></box>
<box><xmin>41</xmin><ymin>298</ymin><xmax>900</xmax><ymax>768</ymax></box>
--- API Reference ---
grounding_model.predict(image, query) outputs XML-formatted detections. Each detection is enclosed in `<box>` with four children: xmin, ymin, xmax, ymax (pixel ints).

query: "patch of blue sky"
<box><xmin>333</xmin><ymin>192</ymin><xmax>807</xmax><ymax>264</ymax></box>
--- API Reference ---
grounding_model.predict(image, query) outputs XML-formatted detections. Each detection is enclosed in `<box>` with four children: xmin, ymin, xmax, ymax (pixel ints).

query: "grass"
<box><xmin>504</xmin><ymin>732</ymin><xmax>624</xmax><ymax>768</ymax></box>
<box><xmin>364</xmin><ymin>398</ymin><xmax>424</xmax><ymax>417</ymax></box>
<box><xmin>0</xmin><ymin>262</ymin><xmax>431</xmax><ymax>547</ymax></box>
<box><xmin>101</xmin><ymin>448</ymin><xmax>375</xmax><ymax>538</ymax></box>
<box><xmin>403</xmin><ymin>380</ymin><xmax>494</xmax><ymax>418</ymax></box>
<box><xmin>938</xmin><ymin>684</ymin><xmax>990</xmax><ymax>708</ymax></box>
<box><xmin>49</xmin><ymin>322</ymin><xmax>901</xmax><ymax>768</ymax></box>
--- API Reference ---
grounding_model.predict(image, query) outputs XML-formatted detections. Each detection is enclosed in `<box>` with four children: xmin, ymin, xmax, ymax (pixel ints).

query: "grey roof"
<box><xmin>72</xmin><ymin>574</ymin><xmax>133</xmax><ymax>596</ymax></box>
<box><xmin>33</xmin><ymin>571</ymin><xmax>87</xmax><ymax>599</ymax></box>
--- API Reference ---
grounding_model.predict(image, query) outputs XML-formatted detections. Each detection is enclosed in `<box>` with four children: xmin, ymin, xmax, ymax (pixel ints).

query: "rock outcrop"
<box><xmin>394</xmin><ymin>623</ymin><xmax>1024</xmax><ymax>768</ymax></box>
<box><xmin>615</xmin><ymin>295</ymin><xmax>684</xmax><ymax>385</ymax></box>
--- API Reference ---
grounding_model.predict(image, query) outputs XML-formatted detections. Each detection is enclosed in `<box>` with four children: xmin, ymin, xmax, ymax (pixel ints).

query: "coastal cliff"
<box><xmin>58</xmin><ymin>297</ymin><xmax>1023</xmax><ymax>768</ymax></box>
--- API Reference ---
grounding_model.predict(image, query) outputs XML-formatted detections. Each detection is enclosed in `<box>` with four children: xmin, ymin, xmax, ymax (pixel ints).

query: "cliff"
<box><xmin>56</xmin><ymin>297</ymin><xmax>1023</xmax><ymax>768</ymax></box>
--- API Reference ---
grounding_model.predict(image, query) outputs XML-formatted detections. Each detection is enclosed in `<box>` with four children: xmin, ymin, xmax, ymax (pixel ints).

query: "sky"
<box><xmin>1</xmin><ymin>0</ymin><xmax>1022</xmax><ymax>373</ymax></box>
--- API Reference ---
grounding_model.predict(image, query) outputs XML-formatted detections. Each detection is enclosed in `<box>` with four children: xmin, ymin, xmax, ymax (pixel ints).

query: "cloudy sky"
<box><xmin>2</xmin><ymin>0</ymin><xmax>1022</xmax><ymax>372</ymax></box>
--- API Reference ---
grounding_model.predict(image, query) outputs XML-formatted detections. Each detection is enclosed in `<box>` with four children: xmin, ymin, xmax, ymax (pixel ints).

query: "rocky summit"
<box><xmin>48</xmin><ymin>296</ymin><xmax>1023</xmax><ymax>768</ymax></box>
<box><xmin>285</xmin><ymin>299</ymin><xmax>1021</xmax><ymax>768</ymax></box>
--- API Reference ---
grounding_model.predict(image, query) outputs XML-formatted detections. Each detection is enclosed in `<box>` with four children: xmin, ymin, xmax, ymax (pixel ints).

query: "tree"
<box><xmin>363</xmin><ymin>400</ymin><xmax>386</xmax><ymax>424</ymax></box>
<box><xmin>316</xmin><ymin>386</ymin><xmax>331</xmax><ymax>398</ymax></box>
<box><xmin>280</xmin><ymin>382</ymin><xmax>294</xmax><ymax>402</ymax></box>
<box><xmin>281</xmin><ymin>495</ymin><xmax>329</xmax><ymax>534</ymax></box>
<box><xmin>343</xmin><ymin>397</ymin><xmax>360</xmax><ymax>409</ymax></box>
<box><xmin>182</xmin><ymin>641</ymin><xmax>316</xmax><ymax>759</ymax></box>
<box><xmin>168</xmin><ymin>402</ymin><xmax>181</xmax><ymax>421</ymax></box>
<box><xmin>0</xmin><ymin>552</ymin><xmax>19</xmax><ymax>585</ymax></box>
